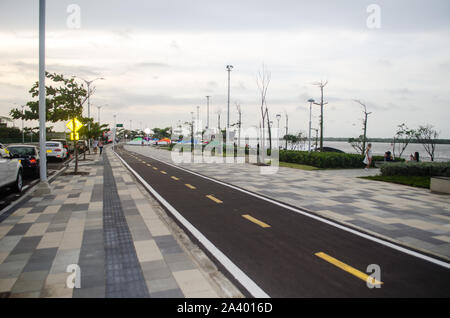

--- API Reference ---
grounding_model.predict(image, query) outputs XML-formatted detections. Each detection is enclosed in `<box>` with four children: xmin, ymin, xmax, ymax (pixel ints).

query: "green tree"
<box><xmin>152</xmin><ymin>127</ymin><xmax>171</xmax><ymax>139</ymax></box>
<box><xmin>10</xmin><ymin>72</ymin><xmax>91</xmax><ymax>173</ymax></box>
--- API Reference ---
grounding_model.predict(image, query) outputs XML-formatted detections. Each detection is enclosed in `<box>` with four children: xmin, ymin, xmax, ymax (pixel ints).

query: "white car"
<box><xmin>45</xmin><ymin>141</ymin><xmax>68</xmax><ymax>161</ymax></box>
<box><xmin>0</xmin><ymin>145</ymin><xmax>23</xmax><ymax>193</ymax></box>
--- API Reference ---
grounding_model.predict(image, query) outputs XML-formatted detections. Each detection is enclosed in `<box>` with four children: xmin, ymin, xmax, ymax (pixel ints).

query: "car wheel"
<box><xmin>14</xmin><ymin>170</ymin><xmax>23</xmax><ymax>193</ymax></box>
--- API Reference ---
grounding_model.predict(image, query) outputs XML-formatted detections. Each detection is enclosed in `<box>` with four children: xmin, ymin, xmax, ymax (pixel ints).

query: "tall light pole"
<box><xmin>72</xmin><ymin>76</ymin><xmax>104</xmax><ymax>152</ymax></box>
<box><xmin>285</xmin><ymin>113</ymin><xmax>288</xmax><ymax>150</ymax></box>
<box><xmin>205</xmin><ymin>96</ymin><xmax>210</xmax><ymax>129</ymax></box>
<box><xmin>96</xmin><ymin>104</ymin><xmax>107</xmax><ymax>124</ymax></box>
<box><xmin>276</xmin><ymin>114</ymin><xmax>281</xmax><ymax>149</ymax></box>
<box><xmin>113</xmin><ymin>114</ymin><xmax>116</xmax><ymax>150</ymax></box>
<box><xmin>307</xmin><ymin>99</ymin><xmax>315</xmax><ymax>152</ymax></box>
<box><xmin>38</xmin><ymin>0</ymin><xmax>48</xmax><ymax>188</ymax></box>
<box><xmin>312</xmin><ymin>80</ymin><xmax>328</xmax><ymax>152</ymax></box>
<box><xmin>226</xmin><ymin>65</ymin><xmax>233</xmax><ymax>130</ymax></box>
<box><xmin>20</xmin><ymin>105</ymin><xmax>25</xmax><ymax>144</ymax></box>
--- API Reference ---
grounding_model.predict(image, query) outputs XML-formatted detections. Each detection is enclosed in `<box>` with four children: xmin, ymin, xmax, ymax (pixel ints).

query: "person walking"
<box><xmin>98</xmin><ymin>140</ymin><xmax>104</xmax><ymax>155</ymax></box>
<box><xmin>93</xmin><ymin>139</ymin><xmax>98</xmax><ymax>155</ymax></box>
<box><xmin>363</xmin><ymin>143</ymin><xmax>373</xmax><ymax>171</ymax></box>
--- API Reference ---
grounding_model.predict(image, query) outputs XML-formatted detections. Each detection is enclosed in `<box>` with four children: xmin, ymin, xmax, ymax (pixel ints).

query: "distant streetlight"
<box><xmin>226</xmin><ymin>65</ymin><xmax>233</xmax><ymax>130</ymax></box>
<box><xmin>72</xmin><ymin>75</ymin><xmax>105</xmax><ymax>152</ymax></box>
<box><xmin>205</xmin><ymin>96</ymin><xmax>210</xmax><ymax>129</ymax></box>
<box><xmin>307</xmin><ymin>98</ymin><xmax>315</xmax><ymax>152</ymax></box>
<box><xmin>17</xmin><ymin>104</ymin><xmax>25</xmax><ymax>143</ymax></box>
<box><xmin>276</xmin><ymin>114</ymin><xmax>281</xmax><ymax>149</ymax></box>
<box><xmin>312</xmin><ymin>80</ymin><xmax>328</xmax><ymax>152</ymax></box>
<box><xmin>95</xmin><ymin>104</ymin><xmax>107</xmax><ymax>124</ymax></box>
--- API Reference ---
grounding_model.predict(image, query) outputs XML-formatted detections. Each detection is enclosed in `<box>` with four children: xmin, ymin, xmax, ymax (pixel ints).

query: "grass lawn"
<box><xmin>359</xmin><ymin>175</ymin><xmax>430</xmax><ymax>189</ymax></box>
<box><xmin>279</xmin><ymin>161</ymin><xmax>320</xmax><ymax>171</ymax></box>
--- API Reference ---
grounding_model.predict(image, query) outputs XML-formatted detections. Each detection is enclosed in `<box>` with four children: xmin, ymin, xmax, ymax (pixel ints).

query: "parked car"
<box><xmin>6</xmin><ymin>144</ymin><xmax>40</xmax><ymax>178</ymax></box>
<box><xmin>45</xmin><ymin>141</ymin><xmax>68</xmax><ymax>161</ymax></box>
<box><xmin>50</xmin><ymin>139</ymin><xmax>72</xmax><ymax>153</ymax></box>
<box><xmin>77</xmin><ymin>140</ymin><xmax>88</xmax><ymax>153</ymax></box>
<box><xmin>0</xmin><ymin>147</ymin><xmax>23</xmax><ymax>192</ymax></box>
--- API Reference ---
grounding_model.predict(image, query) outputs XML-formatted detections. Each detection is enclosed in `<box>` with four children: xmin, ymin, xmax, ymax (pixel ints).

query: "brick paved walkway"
<box><xmin>0</xmin><ymin>148</ymin><xmax>230</xmax><ymax>298</ymax></box>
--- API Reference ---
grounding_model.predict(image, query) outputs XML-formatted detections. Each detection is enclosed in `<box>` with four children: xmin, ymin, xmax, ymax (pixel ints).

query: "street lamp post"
<box><xmin>205</xmin><ymin>96</ymin><xmax>210</xmax><ymax>129</ymax></box>
<box><xmin>307</xmin><ymin>99</ymin><xmax>315</xmax><ymax>152</ymax></box>
<box><xmin>21</xmin><ymin>105</ymin><xmax>25</xmax><ymax>144</ymax></box>
<box><xmin>38</xmin><ymin>0</ymin><xmax>48</xmax><ymax>188</ymax></box>
<box><xmin>226</xmin><ymin>65</ymin><xmax>233</xmax><ymax>130</ymax></box>
<box><xmin>285</xmin><ymin>113</ymin><xmax>288</xmax><ymax>150</ymax></box>
<box><xmin>276</xmin><ymin>114</ymin><xmax>281</xmax><ymax>149</ymax></box>
<box><xmin>72</xmin><ymin>76</ymin><xmax>104</xmax><ymax>153</ymax></box>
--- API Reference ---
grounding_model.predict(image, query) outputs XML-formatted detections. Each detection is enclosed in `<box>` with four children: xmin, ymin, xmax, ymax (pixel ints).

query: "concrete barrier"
<box><xmin>430</xmin><ymin>176</ymin><xmax>450</xmax><ymax>195</ymax></box>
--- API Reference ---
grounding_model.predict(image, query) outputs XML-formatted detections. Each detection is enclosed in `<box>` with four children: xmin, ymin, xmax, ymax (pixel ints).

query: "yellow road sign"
<box><xmin>70</xmin><ymin>132</ymin><xmax>80</xmax><ymax>141</ymax></box>
<box><xmin>66</xmin><ymin>118</ymin><xmax>83</xmax><ymax>132</ymax></box>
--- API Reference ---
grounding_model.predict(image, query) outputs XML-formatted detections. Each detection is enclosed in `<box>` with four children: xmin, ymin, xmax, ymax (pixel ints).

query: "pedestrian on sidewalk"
<box><xmin>363</xmin><ymin>143</ymin><xmax>373</xmax><ymax>171</ymax></box>
<box><xmin>93</xmin><ymin>139</ymin><xmax>98</xmax><ymax>154</ymax></box>
<box><xmin>99</xmin><ymin>140</ymin><xmax>104</xmax><ymax>155</ymax></box>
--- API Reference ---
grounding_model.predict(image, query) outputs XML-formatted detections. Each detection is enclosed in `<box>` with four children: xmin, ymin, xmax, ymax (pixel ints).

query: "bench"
<box><xmin>430</xmin><ymin>177</ymin><xmax>450</xmax><ymax>195</ymax></box>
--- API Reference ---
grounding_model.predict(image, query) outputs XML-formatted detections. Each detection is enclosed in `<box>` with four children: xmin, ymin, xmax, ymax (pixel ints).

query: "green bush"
<box><xmin>279</xmin><ymin>150</ymin><xmax>404</xmax><ymax>169</ymax></box>
<box><xmin>380</xmin><ymin>162</ymin><xmax>450</xmax><ymax>177</ymax></box>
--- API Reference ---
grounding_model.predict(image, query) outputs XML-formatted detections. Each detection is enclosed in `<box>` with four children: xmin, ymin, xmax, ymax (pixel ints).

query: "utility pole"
<box><xmin>353</xmin><ymin>100</ymin><xmax>372</xmax><ymax>156</ymax></box>
<box><xmin>307</xmin><ymin>99</ymin><xmax>315</xmax><ymax>152</ymax></box>
<box><xmin>72</xmin><ymin>76</ymin><xmax>104</xmax><ymax>153</ymax></box>
<box><xmin>312</xmin><ymin>81</ymin><xmax>328</xmax><ymax>152</ymax></box>
<box><xmin>113</xmin><ymin>114</ymin><xmax>117</xmax><ymax>150</ymax></box>
<box><xmin>285</xmin><ymin>113</ymin><xmax>288</xmax><ymax>150</ymax></box>
<box><xmin>38</xmin><ymin>0</ymin><xmax>48</xmax><ymax>189</ymax></box>
<box><xmin>236</xmin><ymin>103</ymin><xmax>242</xmax><ymax>147</ymax></box>
<box><xmin>20</xmin><ymin>105</ymin><xmax>25</xmax><ymax>144</ymax></box>
<box><xmin>206</xmin><ymin>96</ymin><xmax>210</xmax><ymax>129</ymax></box>
<box><xmin>226</xmin><ymin>65</ymin><xmax>233</xmax><ymax>130</ymax></box>
<box><xmin>217</xmin><ymin>109</ymin><xmax>221</xmax><ymax>131</ymax></box>
<box><xmin>190</xmin><ymin>111</ymin><xmax>194</xmax><ymax>152</ymax></box>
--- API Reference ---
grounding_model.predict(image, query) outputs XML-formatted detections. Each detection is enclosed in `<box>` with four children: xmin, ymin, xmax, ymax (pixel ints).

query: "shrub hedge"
<box><xmin>380</xmin><ymin>162</ymin><xmax>450</xmax><ymax>177</ymax></box>
<box><xmin>279</xmin><ymin>150</ymin><xmax>404</xmax><ymax>169</ymax></box>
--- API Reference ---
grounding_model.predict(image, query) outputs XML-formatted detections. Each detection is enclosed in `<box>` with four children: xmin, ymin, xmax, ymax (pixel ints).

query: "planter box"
<box><xmin>430</xmin><ymin>176</ymin><xmax>450</xmax><ymax>195</ymax></box>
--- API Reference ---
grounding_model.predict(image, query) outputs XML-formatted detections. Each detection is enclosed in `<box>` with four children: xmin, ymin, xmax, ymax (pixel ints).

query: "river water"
<box><xmin>323</xmin><ymin>141</ymin><xmax>450</xmax><ymax>162</ymax></box>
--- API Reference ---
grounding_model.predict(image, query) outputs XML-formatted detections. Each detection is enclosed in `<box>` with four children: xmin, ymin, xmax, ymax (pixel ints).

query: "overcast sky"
<box><xmin>1</xmin><ymin>0</ymin><xmax>449</xmax><ymax>138</ymax></box>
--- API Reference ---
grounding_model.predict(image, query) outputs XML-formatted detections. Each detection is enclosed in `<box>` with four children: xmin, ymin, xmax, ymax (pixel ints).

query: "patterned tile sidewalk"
<box><xmin>125</xmin><ymin>145</ymin><xmax>450</xmax><ymax>261</ymax></box>
<box><xmin>0</xmin><ymin>148</ymin><xmax>231</xmax><ymax>298</ymax></box>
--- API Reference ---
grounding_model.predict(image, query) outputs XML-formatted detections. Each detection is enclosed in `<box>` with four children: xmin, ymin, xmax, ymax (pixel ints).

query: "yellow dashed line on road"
<box><xmin>146</xmin><ymin>164</ymin><xmax>151</xmax><ymax>167</ymax></box>
<box><xmin>171</xmin><ymin>176</ymin><xmax>180</xmax><ymax>181</ymax></box>
<box><xmin>161</xmin><ymin>171</ymin><xmax>167</xmax><ymax>174</ymax></box>
<box><xmin>153</xmin><ymin>167</ymin><xmax>158</xmax><ymax>170</ymax></box>
<box><xmin>242</xmin><ymin>214</ymin><xmax>271</xmax><ymax>228</ymax></box>
<box><xmin>206</xmin><ymin>195</ymin><xmax>223</xmax><ymax>204</ymax></box>
<box><xmin>315</xmin><ymin>252</ymin><xmax>383</xmax><ymax>286</ymax></box>
<box><xmin>185</xmin><ymin>184</ymin><xmax>196</xmax><ymax>190</ymax></box>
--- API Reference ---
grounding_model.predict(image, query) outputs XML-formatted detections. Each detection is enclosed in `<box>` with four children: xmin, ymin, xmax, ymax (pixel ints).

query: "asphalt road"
<box><xmin>116</xmin><ymin>146</ymin><xmax>450</xmax><ymax>297</ymax></box>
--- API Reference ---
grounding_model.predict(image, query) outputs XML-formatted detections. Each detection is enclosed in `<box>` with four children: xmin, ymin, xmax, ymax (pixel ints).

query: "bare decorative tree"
<box><xmin>353</xmin><ymin>99</ymin><xmax>372</xmax><ymax>156</ymax></box>
<box><xmin>392</xmin><ymin>123</ymin><xmax>415</xmax><ymax>159</ymax></box>
<box><xmin>415</xmin><ymin>125</ymin><xmax>439</xmax><ymax>161</ymax></box>
<box><xmin>256</xmin><ymin>64</ymin><xmax>271</xmax><ymax>158</ymax></box>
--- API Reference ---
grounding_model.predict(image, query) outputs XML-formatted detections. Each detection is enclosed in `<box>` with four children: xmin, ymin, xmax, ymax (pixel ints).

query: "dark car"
<box><xmin>7</xmin><ymin>144</ymin><xmax>40</xmax><ymax>178</ymax></box>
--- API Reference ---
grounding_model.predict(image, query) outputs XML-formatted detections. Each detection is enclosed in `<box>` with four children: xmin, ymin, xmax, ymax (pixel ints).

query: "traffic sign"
<box><xmin>66</xmin><ymin>118</ymin><xmax>83</xmax><ymax>132</ymax></box>
<box><xmin>70</xmin><ymin>132</ymin><xmax>80</xmax><ymax>141</ymax></box>
<box><xmin>116</xmin><ymin>124</ymin><xmax>123</xmax><ymax>127</ymax></box>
